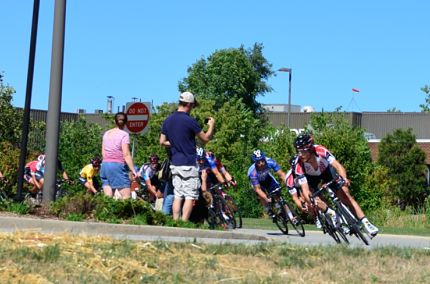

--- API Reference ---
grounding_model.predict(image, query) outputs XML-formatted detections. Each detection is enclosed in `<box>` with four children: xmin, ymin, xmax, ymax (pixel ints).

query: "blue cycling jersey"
<box><xmin>247</xmin><ymin>157</ymin><xmax>281</xmax><ymax>192</ymax></box>
<box><xmin>198</xmin><ymin>152</ymin><xmax>218</xmax><ymax>171</ymax></box>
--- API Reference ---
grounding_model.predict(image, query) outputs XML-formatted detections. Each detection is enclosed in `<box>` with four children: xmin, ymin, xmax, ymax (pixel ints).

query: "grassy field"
<box><xmin>0</xmin><ymin>231</ymin><xmax>429</xmax><ymax>283</ymax></box>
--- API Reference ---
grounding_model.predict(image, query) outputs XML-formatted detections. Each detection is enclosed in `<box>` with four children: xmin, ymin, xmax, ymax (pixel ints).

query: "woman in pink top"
<box><xmin>100</xmin><ymin>112</ymin><xmax>138</xmax><ymax>199</ymax></box>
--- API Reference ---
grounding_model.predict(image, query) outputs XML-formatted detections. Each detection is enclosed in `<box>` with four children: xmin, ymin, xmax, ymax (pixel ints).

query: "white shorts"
<box><xmin>171</xmin><ymin>165</ymin><xmax>200</xmax><ymax>200</ymax></box>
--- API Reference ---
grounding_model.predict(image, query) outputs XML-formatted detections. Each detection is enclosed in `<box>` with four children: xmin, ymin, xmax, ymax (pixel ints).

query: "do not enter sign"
<box><xmin>125</xmin><ymin>102</ymin><xmax>151</xmax><ymax>134</ymax></box>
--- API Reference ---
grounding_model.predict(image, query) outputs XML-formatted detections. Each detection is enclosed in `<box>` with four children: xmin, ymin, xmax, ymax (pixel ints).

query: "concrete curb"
<box><xmin>0</xmin><ymin>216</ymin><xmax>268</xmax><ymax>242</ymax></box>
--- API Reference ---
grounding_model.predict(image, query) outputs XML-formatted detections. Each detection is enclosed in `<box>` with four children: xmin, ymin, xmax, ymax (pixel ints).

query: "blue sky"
<box><xmin>1</xmin><ymin>1</ymin><xmax>429</xmax><ymax>113</ymax></box>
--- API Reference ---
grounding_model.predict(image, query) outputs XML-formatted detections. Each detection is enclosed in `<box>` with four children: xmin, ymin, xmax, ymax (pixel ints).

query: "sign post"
<box><xmin>125</xmin><ymin>102</ymin><xmax>151</xmax><ymax>158</ymax></box>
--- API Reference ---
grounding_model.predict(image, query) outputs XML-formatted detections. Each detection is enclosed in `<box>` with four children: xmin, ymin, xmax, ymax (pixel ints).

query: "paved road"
<box><xmin>235</xmin><ymin>228</ymin><xmax>430</xmax><ymax>249</ymax></box>
<box><xmin>1</xmin><ymin>215</ymin><xmax>429</xmax><ymax>249</ymax></box>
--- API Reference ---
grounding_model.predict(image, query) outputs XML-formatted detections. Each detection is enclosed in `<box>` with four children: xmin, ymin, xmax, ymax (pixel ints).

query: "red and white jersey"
<box><xmin>295</xmin><ymin>145</ymin><xmax>336</xmax><ymax>184</ymax></box>
<box><xmin>25</xmin><ymin>160</ymin><xmax>38</xmax><ymax>173</ymax></box>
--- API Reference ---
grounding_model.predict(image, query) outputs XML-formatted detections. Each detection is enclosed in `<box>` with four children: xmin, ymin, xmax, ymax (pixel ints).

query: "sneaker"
<box><xmin>222</xmin><ymin>212</ymin><xmax>230</xmax><ymax>221</ymax></box>
<box><xmin>315</xmin><ymin>217</ymin><xmax>322</xmax><ymax>229</ymax></box>
<box><xmin>290</xmin><ymin>217</ymin><xmax>299</xmax><ymax>226</ymax></box>
<box><xmin>363</xmin><ymin>220</ymin><xmax>379</xmax><ymax>237</ymax></box>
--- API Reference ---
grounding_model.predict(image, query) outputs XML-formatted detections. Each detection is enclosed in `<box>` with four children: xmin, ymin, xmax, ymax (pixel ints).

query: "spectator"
<box><xmin>32</xmin><ymin>154</ymin><xmax>71</xmax><ymax>191</ymax></box>
<box><xmin>100</xmin><ymin>112</ymin><xmax>138</xmax><ymax>199</ymax></box>
<box><xmin>159</xmin><ymin>91</ymin><xmax>215</xmax><ymax>221</ymax></box>
<box><xmin>79</xmin><ymin>157</ymin><xmax>102</xmax><ymax>194</ymax></box>
<box><xmin>137</xmin><ymin>154</ymin><xmax>162</xmax><ymax>200</ymax></box>
<box><xmin>160</xmin><ymin>149</ymin><xmax>175</xmax><ymax>215</ymax></box>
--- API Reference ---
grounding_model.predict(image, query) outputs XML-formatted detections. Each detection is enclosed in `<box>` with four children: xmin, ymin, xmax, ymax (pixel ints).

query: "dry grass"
<box><xmin>0</xmin><ymin>231</ymin><xmax>429</xmax><ymax>283</ymax></box>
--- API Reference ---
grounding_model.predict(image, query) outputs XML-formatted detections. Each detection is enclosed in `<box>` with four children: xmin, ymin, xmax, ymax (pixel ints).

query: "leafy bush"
<box><xmin>59</xmin><ymin>118</ymin><xmax>104</xmax><ymax>178</ymax></box>
<box><xmin>50</xmin><ymin>192</ymin><xmax>167</xmax><ymax>225</ymax></box>
<box><xmin>359</xmin><ymin>165</ymin><xmax>397</xmax><ymax>211</ymax></box>
<box><xmin>377</xmin><ymin>128</ymin><xmax>428</xmax><ymax>209</ymax></box>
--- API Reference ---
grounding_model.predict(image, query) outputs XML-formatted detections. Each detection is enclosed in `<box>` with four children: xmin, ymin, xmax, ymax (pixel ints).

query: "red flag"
<box><xmin>352</xmin><ymin>88</ymin><xmax>360</xmax><ymax>93</ymax></box>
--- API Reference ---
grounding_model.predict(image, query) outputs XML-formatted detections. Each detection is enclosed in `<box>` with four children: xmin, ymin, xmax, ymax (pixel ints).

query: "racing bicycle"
<box><xmin>312</xmin><ymin>176</ymin><xmax>369</xmax><ymax>245</ymax></box>
<box><xmin>268</xmin><ymin>187</ymin><xmax>305</xmax><ymax>237</ymax></box>
<box><xmin>206</xmin><ymin>183</ymin><xmax>242</xmax><ymax>230</ymax></box>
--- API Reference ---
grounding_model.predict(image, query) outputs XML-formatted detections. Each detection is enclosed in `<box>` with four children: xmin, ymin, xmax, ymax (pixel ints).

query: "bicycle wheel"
<box><xmin>284</xmin><ymin>200</ymin><xmax>305</xmax><ymax>237</ymax></box>
<box><xmin>216</xmin><ymin>198</ymin><xmax>235</xmax><ymax>230</ymax></box>
<box><xmin>206</xmin><ymin>207</ymin><xmax>218</xmax><ymax>229</ymax></box>
<box><xmin>207</xmin><ymin>197</ymin><xmax>228</xmax><ymax>230</ymax></box>
<box><xmin>319</xmin><ymin>212</ymin><xmax>341</xmax><ymax>243</ymax></box>
<box><xmin>274</xmin><ymin>203</ymin><xmax>289</xmax><ymax>235</ymax></box>
<box><xmin>337</xmin><ymin>202</ymin><xmax>369</xmax><ymax>246</ymax></box>
<box><xmin>224</xmin><ymin>195</ymin><xmax>242</xmax><ymax>228</ymax></box>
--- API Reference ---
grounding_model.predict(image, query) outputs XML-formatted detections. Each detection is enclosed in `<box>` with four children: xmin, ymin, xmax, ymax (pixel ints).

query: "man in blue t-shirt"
<box><xmin>159</xmin><ymin>91</ymin><xmax>215</xmax><ymax>221</ymax></box>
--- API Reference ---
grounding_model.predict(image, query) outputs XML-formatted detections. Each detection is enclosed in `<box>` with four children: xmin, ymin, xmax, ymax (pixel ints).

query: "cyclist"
<box><xmin>79</xmin><ymin>157</ymin><xmax>102</xmax><ymax>194</ymax></box>
<box><xmin>293</xmin><ymin>133</ymin><xmax>379</xmax><ymax>237</ymax></box>
<box><xmin>34</xmin><ymin>154</ymin><xmax>71</xmax><ymax>189</ymax></box>
<box><xmin>23</xmin><ymin>155</ymin><xmax>45</xmax><ymax>194</ymax></box>
<box><xmin>197</xmin><ymin>147</ymin><xmax>236</xmax><ymax>192</ymax></box>
<box><xmin>247</xmin><ymin>149</ymin><xmax>296</xmax><ymax>222</ymax></box>
<box><xmin>137</xmin><ymin>154</ymin><xmax>163</xmax><ymax>201</ymax></box>
<box><xmin>286</xmin><ymin>155</ymin><xmax>308</xmax><ymax>213</ymax></box>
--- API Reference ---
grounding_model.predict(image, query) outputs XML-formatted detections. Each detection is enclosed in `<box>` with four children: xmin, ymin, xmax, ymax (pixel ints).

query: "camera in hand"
<box><xmin>204</xmin><ymin>118</ymin><xmax>209</xmax><ymax>124</ymax></box>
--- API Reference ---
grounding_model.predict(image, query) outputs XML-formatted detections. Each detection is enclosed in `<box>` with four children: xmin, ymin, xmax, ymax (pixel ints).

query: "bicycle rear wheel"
<box><xmin>284</xmin><ymin>200</ymin><xmax>305</xmax><ymax>237</ymax></box>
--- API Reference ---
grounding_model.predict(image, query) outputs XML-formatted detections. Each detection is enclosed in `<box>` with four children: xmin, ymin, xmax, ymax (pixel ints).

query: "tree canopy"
<box><xmin>178</xmin><ymin>43</ymin><xmax>274</xmax><ymax>114</ymax></box>
<box><xmin>419</xmin><ymin>85</ymin><xmax>430</xmax><ymax>112</ymax></box>
<box><xmin>0</xmin><ymin>73</ymin><xmax>21</xmax><ymax>146</ymax></box>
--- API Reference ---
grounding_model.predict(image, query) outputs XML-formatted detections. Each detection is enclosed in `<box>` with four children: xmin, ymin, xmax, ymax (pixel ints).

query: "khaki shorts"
<box><xmin>171</xmin><ymin>165</ymin><xmax>200</xmax><ymax>200</ymax></box>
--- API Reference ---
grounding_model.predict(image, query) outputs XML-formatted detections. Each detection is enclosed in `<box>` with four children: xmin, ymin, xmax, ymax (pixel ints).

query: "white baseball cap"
<box><xmin>179</xmin><ymin>91</ymin><xmax>198</xmax><ymax>105</ymax></box>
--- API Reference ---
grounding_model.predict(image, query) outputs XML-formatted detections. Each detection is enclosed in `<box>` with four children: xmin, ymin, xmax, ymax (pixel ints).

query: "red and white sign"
<box><xmin>125</xmin><ymin>102</ymin><xmax>151</xmax><ymax>134</ymax></box>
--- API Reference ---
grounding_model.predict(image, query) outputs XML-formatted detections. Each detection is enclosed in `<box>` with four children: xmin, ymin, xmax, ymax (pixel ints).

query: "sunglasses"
<box><xmin>298</xmin><ymin>148</ymin><xmax>312</xmax><ymax>154</ymax></box>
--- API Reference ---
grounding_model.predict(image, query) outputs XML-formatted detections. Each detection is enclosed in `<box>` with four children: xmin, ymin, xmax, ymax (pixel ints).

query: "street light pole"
<box><xmin>278</xmin><ymin>67</ymin><xmax>292</xmax><ymax>128</ymax></box>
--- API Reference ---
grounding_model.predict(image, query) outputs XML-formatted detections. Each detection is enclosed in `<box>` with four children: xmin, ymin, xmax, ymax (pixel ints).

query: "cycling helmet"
<box><xmin>90</xmin><ymin>157</ymin><xmax>102</xmax><ymax>167</ymax></box>
<box><xmin>294</xmin><ymin>133</ymin><xmax>314</xmax><ymax>149</ymax></box>
<box><xmin>149</xmin><ymin>154</ymin><xmax>159</xmax><ymax>164</ymax></box>
<box><xmin>251</xmin><ymin>149</ymin><xmax>266</xmax><ymax>162</ymax></box>
<box><xmin>196</xmin><ymin>147</ymin><xmax>205</xmax><ymax>160</ymax></box>
<box><xmin>37</xmin><ymin>154</ymin><xmax>46</xmax><ymax>166</ymax></box>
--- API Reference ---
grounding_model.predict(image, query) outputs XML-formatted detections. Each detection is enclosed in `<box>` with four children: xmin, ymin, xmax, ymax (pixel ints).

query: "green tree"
<box><xmin>419</xmin><ymin>85</ymin><xmax>430</xmax><ymax>112</ymax></box>
<box><xmin>58</xmin><ymin>118</ymin><xmax>104</xmax><ymax>177</ymax></box>
<box><xmin>178</xmin><ymin>43</ymin><xmax>274</xmax><ymax>113</ymax></box>
<box><xmin>377</xmin><ymin>128</ymin><xmax>427</xmax><ymax>209</ymax></box>
<box><xmin>133</xmin><ymin>102</ymin><xmax>177</xmax><ymax>166</ymax></box>
<box><xmin>0</xmin><ymin>73</ymin><xmax>21</xmax><ymax>146</ymax></box>
<box><xmin>261</xmin><ymin>125</ymin><xmax>297</xmax><ymax>169</ymax></box>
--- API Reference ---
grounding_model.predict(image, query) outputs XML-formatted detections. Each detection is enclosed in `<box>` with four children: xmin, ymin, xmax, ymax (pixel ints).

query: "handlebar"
<box><xmin>310</xmin><ymin>176</ymin><xmax>345</xmax><ymax>199</ymax></box>
<box><xmin>268</xmin><ymin>187</ymin><xmax>282</xmax><ymax>198</ymax></box>
<box><xmin>208</xmin><ymin>182</ymin><xmax>226</xmax><ymax>192</ymax></box>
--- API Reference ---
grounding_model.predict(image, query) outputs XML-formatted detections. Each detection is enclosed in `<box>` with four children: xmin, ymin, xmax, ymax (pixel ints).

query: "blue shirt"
<box><xmin>161</xmin><ymin>111</ymin><xmax>202</xmax><ymax>166</ymax></box>
<box><xmin>247</xmin><ymin>157</ymin><xmax>281</xmax><ymax>190</ymax></box>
